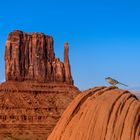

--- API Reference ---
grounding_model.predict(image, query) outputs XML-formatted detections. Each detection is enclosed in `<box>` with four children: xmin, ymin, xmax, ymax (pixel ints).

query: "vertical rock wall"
<box><xmin>5</xmin><ymin>30</ymin><xmax>73</xmax><ymax>84</ymax></box>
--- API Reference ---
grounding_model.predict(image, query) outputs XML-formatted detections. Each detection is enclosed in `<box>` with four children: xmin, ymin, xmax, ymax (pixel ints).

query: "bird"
<box><xmin>105</xmin><ymin>77</ymin><xmax>128</xmax><ymax>87</ymax></box>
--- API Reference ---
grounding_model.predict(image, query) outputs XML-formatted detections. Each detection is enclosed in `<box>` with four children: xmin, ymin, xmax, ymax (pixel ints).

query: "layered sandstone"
<box><xmin>0</xmin><ymin>30</ymin><xmax>80</xmax><ymax>140</ymax></box>
<box><xmin>5</xmin><ymin>30</ymin><xmax>73</xmax><ymax>84</ymax></box>
<box><xmin>48</xmin><ymin>87</ymin><xmax>140</xmax><ymax>140</ymax></box>
<box><xmin>0</xmin><ymin>82</ymin><xmax>80</xmax><ymax>139</ymax></box>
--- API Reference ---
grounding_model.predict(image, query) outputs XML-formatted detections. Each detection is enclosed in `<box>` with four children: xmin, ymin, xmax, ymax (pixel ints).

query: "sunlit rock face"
<box><xmin>0</xmin><ymin>30</ymin><xmax>79</xmax><ymax>140</ymax></box>
<box><xmin>48</xmin><ymin>86</ymin><xmax>140</xmax><ymax>140</ymax></box>
<box><xmin>5</xmin><ymin>30</ymin><xmax>73</xmax><ymax>84</ymax></box>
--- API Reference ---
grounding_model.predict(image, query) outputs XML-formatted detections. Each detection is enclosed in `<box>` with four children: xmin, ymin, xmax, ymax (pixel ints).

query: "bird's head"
<box><xmin>105</xmin><ymin>77</ymin><xmax>112</xmax><ymax>80</ymax></box>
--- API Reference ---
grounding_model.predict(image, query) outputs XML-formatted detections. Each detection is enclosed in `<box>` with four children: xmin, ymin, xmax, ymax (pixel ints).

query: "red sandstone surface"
<box><xmin>5</xmin><ymin>30</ymin><xmax>73</xmax><ymax>84</ymax></box>
<box><xmin>0</xmin><ymin>82</ymin><xmax>79</xmax><ymax>139</ymax></box>
<box><xmin>0</xmin><ymin>30</ymin><xmax>80</xmax><ymax>140</ymax></box>
<box><xmin>48</xmin><ymin>87</ymin><xmax>140</xmax><ymax>140</ymax></box>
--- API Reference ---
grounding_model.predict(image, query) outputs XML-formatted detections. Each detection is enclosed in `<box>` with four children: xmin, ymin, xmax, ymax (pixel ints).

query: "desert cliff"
<box><xmin>0</xmin><ymin>30</ymin><xmax>80</xmax><ymax>140</ymax></box>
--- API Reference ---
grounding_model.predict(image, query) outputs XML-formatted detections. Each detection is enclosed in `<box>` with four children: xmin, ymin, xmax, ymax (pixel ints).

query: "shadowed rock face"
<box><xmin>48</xmin><ymin>87</ymin><xmax>140</xmax><ymax>140</ymax></box>
<box><xmin>5</xmin><ymin>30</ymin><xmax>73</xmax><ymax>84</ymax></box>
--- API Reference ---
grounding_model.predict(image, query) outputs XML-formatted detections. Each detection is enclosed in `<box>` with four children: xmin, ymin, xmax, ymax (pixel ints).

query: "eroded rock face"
<box><xmin>64</xmin><ymin>43</ymin><xmax>73</xmax><ymax>85</ymax></box>
<box><xmin>5</xmin><ymin>30</ymin><xmax>73</xmax><ymax>84</ymax></box>
<box><xmin>0</xmin><ymin>82</ymin><xmax>80</xmax><ymax>140</ymax></box>
<box><xmin>48</xmin><ymin>87</ymin><xmax>140</xmax><ymax>140</ymax></box>
<box><xmin>0</xmin><ymin>30</ymin><xmax>80</xmax><ymax>140</ymax></box>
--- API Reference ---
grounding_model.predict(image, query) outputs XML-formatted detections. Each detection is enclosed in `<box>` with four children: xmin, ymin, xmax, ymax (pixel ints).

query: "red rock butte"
<box><xmin>0</xmin><ymin>30</ymin><xmax>80</xmax><ymax>140</ymax></box>
<box><xmin>48</xmin><ymin>87</ymin><xmax>140</xmax><ymax>140</ymax></box>
<box><xmin>5</xmin><ymin>30</ymin><xmax>73</xmax><ymax>84</ymax></box>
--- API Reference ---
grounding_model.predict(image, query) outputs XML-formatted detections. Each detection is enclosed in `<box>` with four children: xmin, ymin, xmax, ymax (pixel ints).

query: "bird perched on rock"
<box><xmin>105</xmin><ymin>77</ymin><xmax>128</xmax><ymax>87</ymax></box>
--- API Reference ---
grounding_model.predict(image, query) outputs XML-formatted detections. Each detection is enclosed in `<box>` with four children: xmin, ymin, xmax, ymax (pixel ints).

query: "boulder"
<box><xmin>48</xmin><ymin>86</ymin><xmax>140</xmax><ymax>140</ymax></box>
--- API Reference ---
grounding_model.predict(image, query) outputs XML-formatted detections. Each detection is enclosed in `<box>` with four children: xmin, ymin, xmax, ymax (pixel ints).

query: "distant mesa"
<box><xmin>131</xmin><ymin>90</ymin><xmax>140</xmax><ymax>99</ymax></box>
<box><xmin>48</xmin><ymin>86</ymin><xmax>140</xmax><ymax>140</ymax></box>
<box><xmin>5</xmin><ymin>30</ymin><xmax>73</xmax><ymax>84</ymax></box>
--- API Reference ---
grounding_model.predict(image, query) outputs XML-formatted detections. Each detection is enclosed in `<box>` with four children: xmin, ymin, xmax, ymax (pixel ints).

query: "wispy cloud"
<box><xmin>0</xmin><ymin>78</ymin><xmax>5</xmax><ymax>83</ymax></box>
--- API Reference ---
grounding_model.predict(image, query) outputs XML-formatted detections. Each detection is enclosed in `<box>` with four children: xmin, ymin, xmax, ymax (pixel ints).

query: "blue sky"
<box><xmin>0</xmin><ymin>0</ymin><xmax>140</xmax><ymax>90</ymax></box>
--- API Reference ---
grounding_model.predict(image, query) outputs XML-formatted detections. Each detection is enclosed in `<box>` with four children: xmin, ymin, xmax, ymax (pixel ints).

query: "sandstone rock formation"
<box><xmin>0</xmin><ymin>81</ymin><xmax>80</xmax><ymax>140</ymax></box>
<box><xmin>5</xmin><ymin>30</ymin><xmax>73</xmax><ymax>84</ymax></box>
<box><xmin>48</xmin><ymin>86</ymin><xmax>140</xmax><ymax>140</ymax></box>
<box><xmin>64</xmin><ymin>43</ymin><xmax>73</xmax><ymax>85</ymax></box>
<box><xmin>0</xmin><ymin>30</ymin><xmax>80</xmax><ymax>140</ymax></box>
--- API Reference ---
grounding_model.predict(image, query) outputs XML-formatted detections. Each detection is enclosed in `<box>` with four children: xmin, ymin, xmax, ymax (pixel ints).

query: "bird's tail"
<box><xmin>119</xmin><ymin>82</ymin><xmax>128</xmax><ymax>87</ymax></box>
